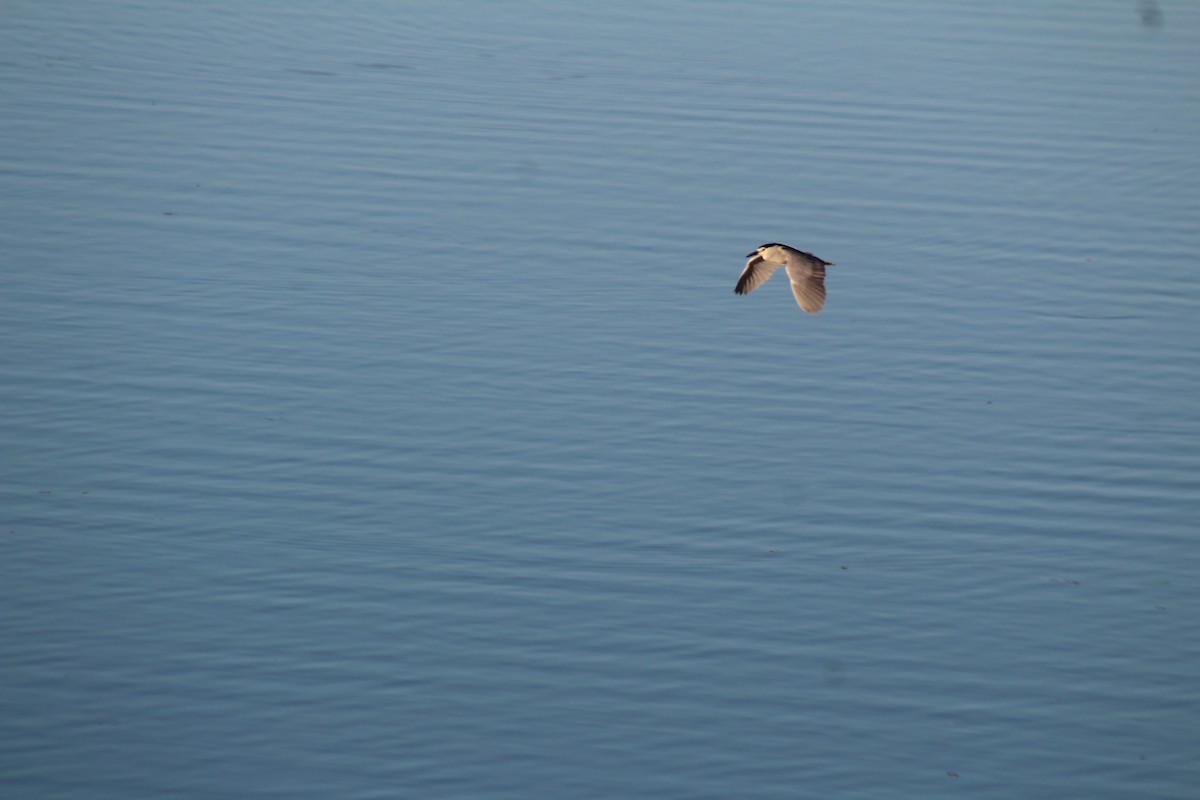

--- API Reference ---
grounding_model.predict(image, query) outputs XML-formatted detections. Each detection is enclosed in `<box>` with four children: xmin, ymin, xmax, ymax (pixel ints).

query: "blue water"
<box><xmin>3</xmin><ymin>1</ymin><xmax>1198</xmax><ymax>797</ymax></box>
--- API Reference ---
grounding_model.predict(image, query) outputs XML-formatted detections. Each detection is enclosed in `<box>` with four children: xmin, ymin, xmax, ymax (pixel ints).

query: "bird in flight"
<box><xmin>734</xmin><ymin>243</ymin><xmax>833</xmax><ymax>313</ymax></box>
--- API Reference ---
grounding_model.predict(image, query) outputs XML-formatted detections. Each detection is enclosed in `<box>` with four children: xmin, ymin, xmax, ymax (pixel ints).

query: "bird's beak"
<box><xmin>745</xmin><ymin>251</ymin><xmax>758</xmax><ymax>258</ymax></box>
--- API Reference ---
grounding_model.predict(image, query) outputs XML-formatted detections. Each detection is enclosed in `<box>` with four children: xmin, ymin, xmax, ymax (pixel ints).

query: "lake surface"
<box><xmin>3</xmin><ymin>1</ymin><xmax>1198</xmax><ymax>797</ymax></box>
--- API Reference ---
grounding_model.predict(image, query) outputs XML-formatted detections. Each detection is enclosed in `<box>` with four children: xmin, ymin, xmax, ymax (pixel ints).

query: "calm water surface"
<box><xmin>2</xmin><ymin>1</ymin><xmax>1198</xmax><ymax>798</ymax></box>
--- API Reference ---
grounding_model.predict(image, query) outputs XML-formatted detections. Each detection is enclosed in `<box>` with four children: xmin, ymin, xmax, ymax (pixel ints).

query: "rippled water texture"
<box><xmin>3</xmin><ymin>2</ymin><xmax>1198</xmax><ymax>798</ymax></box>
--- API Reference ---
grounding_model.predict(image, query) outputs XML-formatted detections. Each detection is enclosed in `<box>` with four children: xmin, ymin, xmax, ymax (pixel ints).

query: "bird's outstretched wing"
<box><xmin>734</xmin><ymin>254</ymin><xmax>783</xmax><ymax>295</ymax></box>
<box><xmin>786</xmin><ymin>260</ymin><xmax>826</xmax><ymax>313</ymax></box>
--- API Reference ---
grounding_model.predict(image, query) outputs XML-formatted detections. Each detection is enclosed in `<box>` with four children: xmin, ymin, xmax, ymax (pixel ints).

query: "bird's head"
<box><xmin>748</xmin><ymin>243</ymin><xmax>787</xmax><ymax>259</ymax></box>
